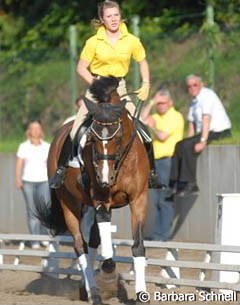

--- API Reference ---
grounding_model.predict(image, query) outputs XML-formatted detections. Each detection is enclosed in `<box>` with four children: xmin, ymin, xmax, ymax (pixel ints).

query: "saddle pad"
<box><xmin>68</xmin><ymin>157</ymin><xmax>80</xmax><ymax>168</ymax></box>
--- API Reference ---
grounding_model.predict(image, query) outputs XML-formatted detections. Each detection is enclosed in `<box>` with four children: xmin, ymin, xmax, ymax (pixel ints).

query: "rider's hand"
<box><xmin>135</xmin><ymin>81</ymin><xmax>150</xmax><ymax>101</ymax></box>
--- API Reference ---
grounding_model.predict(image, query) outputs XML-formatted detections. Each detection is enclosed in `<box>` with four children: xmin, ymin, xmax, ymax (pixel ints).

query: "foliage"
<box><xmin>1</xmin><ymin>1</ymin><xmax>240</xmax><ymax>146</ymax></box>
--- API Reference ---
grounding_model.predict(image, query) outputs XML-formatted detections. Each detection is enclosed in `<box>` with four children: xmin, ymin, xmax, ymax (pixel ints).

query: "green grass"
<box><xmin>1</xmin><ymin>32</ymin><xmax>240</xmax><ymax>151</ymax></box>
<box><xmin>0</xmin><ymin>139</ymin><xmax>23</xmax><ymax>153</ymax></box>
<box><xmin>0</xmin><ymin>131</ymin><xmax>239</xmax><ymax>154</ymax></box>
<box><xmin>0</xmin><ymin>136</ymin><xmax>53</xmax><ymax>153</ymax></box>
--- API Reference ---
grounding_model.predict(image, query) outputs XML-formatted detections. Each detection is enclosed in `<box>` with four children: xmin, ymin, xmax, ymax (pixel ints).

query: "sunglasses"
<box><xmin>187</xmin><ymin>83</ymin><xmax>199</xmax><ymax>88</ymax></box>
<box><xmin>156</xmin><ymin>102</ymin><xmax>169</xmax><ymax>106</ymax></box>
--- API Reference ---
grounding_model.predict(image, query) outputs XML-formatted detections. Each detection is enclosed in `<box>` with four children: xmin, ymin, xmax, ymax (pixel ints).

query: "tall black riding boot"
<box><xmin>49</xmin><ymin>135</ymin><xmax>73</xmax><ymax>189</ymax></box>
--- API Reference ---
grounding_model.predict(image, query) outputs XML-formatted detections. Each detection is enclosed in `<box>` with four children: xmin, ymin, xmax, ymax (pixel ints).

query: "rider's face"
<box><xmin>102</xmin><ymin>7</ymin><xmax>121</xmax><ymax>33</ymax></box>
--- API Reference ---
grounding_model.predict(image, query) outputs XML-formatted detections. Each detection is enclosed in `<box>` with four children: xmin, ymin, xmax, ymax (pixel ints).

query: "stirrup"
<box><xmin>49</xmin><ymin>166</ymin><xmax>66</xmax><ymax>189</ymax></box>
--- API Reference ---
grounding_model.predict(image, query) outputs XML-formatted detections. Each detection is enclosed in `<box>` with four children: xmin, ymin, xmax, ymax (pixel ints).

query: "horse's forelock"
<box><xmin>90</xmin><ymin>76</ymin><xmax>119</xmax><ymax>103</ymax></box>
<box><xmin>95</xmin><ymin>103</ymin><xmax>121</xmax><ymax>123</ymax></box>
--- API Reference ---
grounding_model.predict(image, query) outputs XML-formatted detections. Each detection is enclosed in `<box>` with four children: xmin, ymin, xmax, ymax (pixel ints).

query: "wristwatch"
<box><xmin>200</xmin><ymin>137</ymin><xmax>207</xmax><ymax>143</ymax></box>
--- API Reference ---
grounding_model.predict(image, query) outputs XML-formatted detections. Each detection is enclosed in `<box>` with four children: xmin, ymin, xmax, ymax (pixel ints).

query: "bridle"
<box><xmin>89</xmin><ymin>116</ymin><xmax>137</xmax><ymax>186</ymax></box>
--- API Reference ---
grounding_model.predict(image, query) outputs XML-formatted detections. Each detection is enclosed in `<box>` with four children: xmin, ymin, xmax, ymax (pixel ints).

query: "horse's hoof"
<box><xmin>79</xmin><ymin>284</ymin><xmax>88</xmax><ymax>301</ymax></box>
<box><xmin>135</xmin><ymin>291</ymin><xmax>150</xmax><ymax>304</ymax></box>
<box><xmin>91</xmin><ymin>295</ymin><xmax>102</xmax><ymax>305</ymax></box>
<box><xmin>101</xmin><ymin>258</ymin><xmax>116</xmax><ymax>273</ymax></box>
<box><xmin>90</xmin><ymin>287</ymin><xmax>102</xmax><ymax>305</ymax></box>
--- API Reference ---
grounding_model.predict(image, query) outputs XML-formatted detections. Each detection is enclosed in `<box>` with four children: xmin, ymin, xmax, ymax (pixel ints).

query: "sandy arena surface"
<box><xmin>0</xmin><ymin>243</ymin><xmax>239</xmax><ymax>305</ymax></box>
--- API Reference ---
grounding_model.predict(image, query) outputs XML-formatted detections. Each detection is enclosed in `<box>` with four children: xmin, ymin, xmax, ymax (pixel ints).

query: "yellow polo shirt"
<box><xmin>80</xmin><ymin>23</ymin><xmax>146</xmax><ymax>77</ymax></box>
<box><xmin>152</xmin><ymin>107</ymin><xmax>184</xmax><ymax>159</ymax></box>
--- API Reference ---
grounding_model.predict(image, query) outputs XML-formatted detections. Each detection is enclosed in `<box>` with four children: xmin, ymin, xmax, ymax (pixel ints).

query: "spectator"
<box><xmin>15</xmin><ymin>120</ymin><xmax>50</xmax><ymax>249</ymax></box>
<box><xmin>142</xmin><ymin>88</ymin><xmax>184</xmax><ymax>241</ymax></box>
<box><xmin>63</xmin><ymin>96</ymin><xmax>84</xmax><ymax>125</ymax></box>
<box><xmin>168</xmin><ymin>74</ymin><xmax>232</xmax><ymax>197</ymax></box>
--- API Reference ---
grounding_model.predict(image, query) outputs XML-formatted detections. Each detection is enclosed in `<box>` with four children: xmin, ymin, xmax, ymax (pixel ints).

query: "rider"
<box><xmin>49</xmin><ymin>0</ymin><xmax>162</xmax><ymax>189</ymax></box>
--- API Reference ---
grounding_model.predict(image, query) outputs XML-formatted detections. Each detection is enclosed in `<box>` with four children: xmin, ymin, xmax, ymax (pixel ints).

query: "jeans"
<box><xmin>22</xmin><ymin>181</ymin><xmax>50</xmax><ymax>235</ymax></box>
<box><xmin>152</xmin><ymin>157</ymin><xmax>174</xmax><ymax>241</ymax></box>
<box><xmin>170</xmin><ymin>129</ymin><xmax>231</xmax><ymax>184</ymax></box>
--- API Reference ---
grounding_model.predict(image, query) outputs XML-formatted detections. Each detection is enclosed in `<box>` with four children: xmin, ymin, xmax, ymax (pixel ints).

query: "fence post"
<box><xmin>131</xmin><ymin>15</ymin><xmax>141</xmax><ymax>103</ymax></box>
<box><xmin>206</xmin><ymin>3</ymin><xmax>215</xmax><ymax>89</ymax></box>
<box><xmin>69</xmin><ymin>25</ymin><xmax>78</xmax><ymax>115</ymax></box>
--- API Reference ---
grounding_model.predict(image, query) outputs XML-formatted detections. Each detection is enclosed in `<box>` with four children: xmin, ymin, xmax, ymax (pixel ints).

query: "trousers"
<box><xmin>152</xmin><ymin>157</ymin><xmax>174</xmax><ymax>241</ymax></box>
<box><xmin>70</xmin><ymin>78</ymin><xmax>135</xmax><ymax>139</ymax></box>
<box><xmin>22</xmin><ymin>181</ymin><xmax>50</xmax><ymax>235</ymax></box>
<box><xmin>170</xmin><ymin>129</ymin><xmax>231</xmax><ymax>183</ymax></box>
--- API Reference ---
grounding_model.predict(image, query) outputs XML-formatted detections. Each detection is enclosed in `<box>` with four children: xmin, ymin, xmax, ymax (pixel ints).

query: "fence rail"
<box><xmin>1</xmin><ymin>234</ymin><xmax>240</xmax><ymax>291</ymax></box>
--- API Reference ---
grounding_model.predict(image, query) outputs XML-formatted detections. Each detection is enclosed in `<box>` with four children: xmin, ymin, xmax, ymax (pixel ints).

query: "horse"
<box><xmin>38</xmin><ymin>76</ymin><xmax>150</xmax><ymax>304</ymax></box>
<box><xmin>37</xmin><ymin>120</ymin><xmax>102</xmax><ymax>305</ymax></box>
<box><xmin>81</xmin><ymin>76</ymin><xmax>150</xmax><ymax>301</ymax></box>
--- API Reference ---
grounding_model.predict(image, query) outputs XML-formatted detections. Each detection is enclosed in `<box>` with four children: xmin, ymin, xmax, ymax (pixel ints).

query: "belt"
<box><xmin>156</xmin><ymin>156</ymin><xmax>171</xmax><ymax>160</ymax></box>
<box><xmin>211</xmin><ymin>129</ymin><xmax>231</xmax><ymax>136</ymax></box>
<box><xmin>92</xmin><ymin>74</ymin><xmax>125</xmax><ymax>81</ymax></box>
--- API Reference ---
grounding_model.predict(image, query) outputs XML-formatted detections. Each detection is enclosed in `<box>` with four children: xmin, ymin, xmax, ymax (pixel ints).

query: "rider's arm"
<box><xmin>77</xmin><ymin>59</ymin><xmax>95</xmax><ymax>85</ymax></box>
<box><xmin>135</xmin><ymin>59</ymin><xmax>150</xmax><ymax>101</ymax></box>
<box><xmin>138</xmin><ymin>58</ymin><xmax>150</xmax><ymax>84</ymax></box>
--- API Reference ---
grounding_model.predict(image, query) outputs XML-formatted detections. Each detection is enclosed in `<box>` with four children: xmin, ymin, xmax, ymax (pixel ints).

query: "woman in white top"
<box><xmin>15</xmin><ymin>120</ymin><xmax>50</xmax><ymax>248</ymax></box>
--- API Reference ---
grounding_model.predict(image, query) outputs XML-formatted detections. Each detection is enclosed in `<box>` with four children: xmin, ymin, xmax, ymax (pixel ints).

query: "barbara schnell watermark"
<box><xmin>137</xmin><ymin>290</ymin><xmax>237</xmax><ymax>302</ymax></box>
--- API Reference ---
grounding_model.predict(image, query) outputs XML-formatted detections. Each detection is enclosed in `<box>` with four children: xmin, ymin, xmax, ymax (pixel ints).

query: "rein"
<box><xmin>112</xmin><ymin>94</ymin><xmax>144</xmax><ymax>176</ymax></box>
<box><xmin>113</xmin><ymin>121</ymin><xmax>137</xmax><ymax>174</ymax></box>
<box><xmin>120</xmin><ymin>91</ymin><xmax>143</xmax><ymax>120</ymax></box>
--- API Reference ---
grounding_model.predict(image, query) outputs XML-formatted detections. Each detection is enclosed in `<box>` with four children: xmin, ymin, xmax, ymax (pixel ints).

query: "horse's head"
<box><xmin>85</xmin><ymin>97</ymin><xmax>127</xmax><ymax>188</ymax></box>
<box><xmin>84</xmin><ymin>77</ymin><xmax>128</xmax><ymax>187</ymax></box>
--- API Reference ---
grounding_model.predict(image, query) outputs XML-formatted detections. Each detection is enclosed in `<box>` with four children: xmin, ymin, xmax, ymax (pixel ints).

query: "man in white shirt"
<box><xmin>168</xmin><ymin>74</ymin><xmax>231</xmax><ymax>197</ymax></box>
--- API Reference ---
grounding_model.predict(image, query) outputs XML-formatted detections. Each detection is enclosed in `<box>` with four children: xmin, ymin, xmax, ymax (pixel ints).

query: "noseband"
<box><xmin>90</xmin><ymin>119</ymin><xmax>122</xmax><ymax>141</ymax></box>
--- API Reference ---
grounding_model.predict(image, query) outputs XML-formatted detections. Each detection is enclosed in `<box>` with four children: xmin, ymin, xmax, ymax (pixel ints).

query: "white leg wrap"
<box><xmin>133</xmin><ymin>256</ymin><xmax>147</xmax><ymax>293</ymax></box>
<box><xmin>78</xmin><ymin>253</ymin><xmax>96</xmax><ymax>292</ymax></box>
<box><xmin>97</xmin><ymin>222</ymin><xmax>113</xmax><ymax>259</ymax></box>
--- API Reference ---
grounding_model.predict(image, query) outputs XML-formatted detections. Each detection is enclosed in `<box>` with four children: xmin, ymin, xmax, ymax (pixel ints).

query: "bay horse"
<box><xmin>82</xmin><ymin>76</ymin><xmax>150</xmax><ymax>301</ymax></box>
<box><xmin>38</xmin><ymin>76</ymin><xmax>149</xmax><ymax>304</ymax></box>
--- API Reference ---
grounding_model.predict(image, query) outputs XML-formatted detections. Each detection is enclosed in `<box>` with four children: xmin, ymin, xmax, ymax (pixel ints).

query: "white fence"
<box><xmin>1</xmin><ymin>234</ymin><xmax>240</xmax><ymax>292</ymax></box>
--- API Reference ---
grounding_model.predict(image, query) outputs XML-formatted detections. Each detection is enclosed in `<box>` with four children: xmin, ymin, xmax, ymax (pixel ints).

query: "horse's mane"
<box><xmin>89</xmin><ymin>76</ymin><xmax>119</xmax><ymax>103</ymax></box>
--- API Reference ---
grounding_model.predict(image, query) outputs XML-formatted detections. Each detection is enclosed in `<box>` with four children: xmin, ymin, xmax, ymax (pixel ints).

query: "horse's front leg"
<box><xmin>95</xmin><ymin>204</ymin><xmax>116</xmax><ymax>273</ymax></box>
<box><xmin>61</xmin><ymin>202</ymin><xmax>101</xmax><ymax>305</ymax></box>
<box><xmin>130</xmin><ymin>192</ymin><xmax>148</xmax><ymax>300</ymax></box>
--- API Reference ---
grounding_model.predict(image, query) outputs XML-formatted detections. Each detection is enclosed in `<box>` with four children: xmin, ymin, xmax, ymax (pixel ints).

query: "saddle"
<box><xmin>72</xmin><ymin>116</ymin><xmax>93</xmax><ymax>161</ymax></box>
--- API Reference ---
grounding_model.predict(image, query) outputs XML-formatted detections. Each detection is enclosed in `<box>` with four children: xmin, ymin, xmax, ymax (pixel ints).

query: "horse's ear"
<box><xmin>111</xmin><ymin>99</ymin><xmax>128</xmax><ymax>116</ymax></box>
<box><xmin>115</xmin><ymin>99</ymin><xmax>128</xmax><ymax>111</ymax></box>
<box><xmin>83</xmin><ymin>97</ymin><xmax>100</xmax><ymax>115</ymax></box>
<box><xmin>120</xmin><ymin>99</ymin><xmax>128</xmax><ymax>108</ymax></box>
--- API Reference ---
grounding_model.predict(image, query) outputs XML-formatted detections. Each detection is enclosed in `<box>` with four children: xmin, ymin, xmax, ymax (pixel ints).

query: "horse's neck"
<box><xmin>122</xmin><ymin>111</ymin><xmax>135</xmax><ymax>140</ymax></box>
